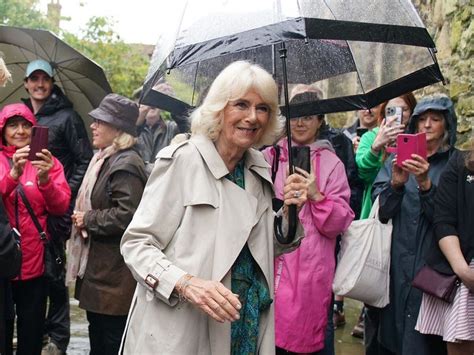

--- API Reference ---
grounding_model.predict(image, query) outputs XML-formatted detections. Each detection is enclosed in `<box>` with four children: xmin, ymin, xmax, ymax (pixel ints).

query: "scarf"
<box><xmin>226</xmin><ymin>159</ymin><xmax>272</xmax><ymax>355</ymax></box>
<box><xmin>65</xmin><ymin>145</ymin><xmax>117</xmax><ymax>284</ymax></box>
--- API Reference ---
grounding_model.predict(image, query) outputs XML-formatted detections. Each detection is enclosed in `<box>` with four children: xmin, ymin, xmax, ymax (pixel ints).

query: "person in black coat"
<box><xmin>0</xmin><ymin>199</ymin><xmax>21</xmax><ymax>355</ymax></box>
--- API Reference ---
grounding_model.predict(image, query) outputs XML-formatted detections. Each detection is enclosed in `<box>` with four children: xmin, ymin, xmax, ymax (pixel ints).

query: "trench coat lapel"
<box><xmin>192</xmin><ymin>137</ymin><xmax>272</xmax><ymax>282</ymax></box>
<box><xmin>192</xmin><ymin>137</ymin><xmax>274</xmax><ymax>355</ymax></box>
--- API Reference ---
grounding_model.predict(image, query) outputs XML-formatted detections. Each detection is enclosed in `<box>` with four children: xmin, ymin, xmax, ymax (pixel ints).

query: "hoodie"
<box><xmin>262</xmin><ymin>138</ymin><xmax>354</xmax><ymax>352</ymax></box>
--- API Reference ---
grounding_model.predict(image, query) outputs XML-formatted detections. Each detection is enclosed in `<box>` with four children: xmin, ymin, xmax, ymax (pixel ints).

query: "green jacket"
<box><xmin>355</xmin><ymin>127</ymin><xmax>383</xmax><ymax>219</ymax></box>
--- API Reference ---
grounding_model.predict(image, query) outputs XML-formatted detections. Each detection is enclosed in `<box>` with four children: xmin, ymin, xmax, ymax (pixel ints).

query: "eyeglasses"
<box><xmin>290</xmin><ymin>116</ymin><xmax>317</xmax><ymax>124</ymax></box>
<box><xmin>92</xmin><ymin>119</ymin><xmax>104</xmax><ymax>126</ymax></box>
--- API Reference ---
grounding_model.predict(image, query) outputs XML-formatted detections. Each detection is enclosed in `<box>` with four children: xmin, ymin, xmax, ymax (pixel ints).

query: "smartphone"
<box><xmin>356</xmin><ymin>127</ymin><xmax>369</xmax><ymax>137</ymax></box>
<box><xmin>385</xmin><ymin>106</ymin><xmax>403</xmax><ymax>125</ymax></box>
<box><xmin>291</xmin><ymin>146</ymin><xmax>310</xmax><ymax>173</ymax></box>
<box><xmin>28</xmin><ymin>126</ymin><xmax>49</xmax><ymax>161</ymax></box>
<box><xmin>396</xmin><ymin>132</ymin><xmax>427</xmax><ymax>167</ymax></box>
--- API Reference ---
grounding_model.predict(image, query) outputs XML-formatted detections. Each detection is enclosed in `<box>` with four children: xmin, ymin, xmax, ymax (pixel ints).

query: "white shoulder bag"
<box><xmin>332</xmin><ymin>196</ymin><xmax>392</xmax><ymax>308</ymax></box>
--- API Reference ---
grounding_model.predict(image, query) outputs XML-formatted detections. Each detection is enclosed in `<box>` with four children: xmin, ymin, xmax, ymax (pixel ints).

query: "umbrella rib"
<box><xmin>54</xmin><ymin>66</ymin><xmax>102</xmax><ymax>104</ymax></box>
<box><xmin>30</xmin><ymin>34</ymin><xmax>54</xmax><ymax>62</ymax></box>
<box><xmin>191</xmin><ymin>62</ymin><xmax>200</xmax><ymax>106</ymax></box>
<box><xmin>0</xmin><ymin>82</ymin><xmax>25</xmax><ymax>104</ymax></box>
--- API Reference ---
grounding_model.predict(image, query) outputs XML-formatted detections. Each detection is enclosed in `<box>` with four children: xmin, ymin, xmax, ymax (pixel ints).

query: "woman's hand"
<box><xmin>457</xmin><ymin>264</ymin><xmax>474</xmax><ymax>292</ymax></box>
<box><xmin>282</xmin><ymin>172</ymin><xmax>308</xmax><ymax>208</ymax></box>
<box><xmin>390</xmin><ymin>158</ymin><xmax>408</xmax><ymax>190</ymax></box>
<box><xmin>10</xmin><ymin>146</ymin><xmax>29</xmax><ymax>180</ymax></box>
<box><xmin>371</xmin><ymin>117</ymin><xmax>405</xmax><ymax>153</ymax></box>
<box><xmin>175</xmin><ymin>275</ymin><xmax>241</xmax><ymax>323</ymax></box>
<box><xmin>72</xmin><ymin>211</ymin><xmax>86</xmax><ymax>230</ymax></box>
<box><xmin>402</xmin><ymin>154</ymin><xmax>431</xmax><ymax>191</ymax></box>
<box><xmin>294</xmin><ymin>165</ymin><xmax>324</xmax><ymax>202</ymax></box>
<box><xmin>31</xmin><ymin>149</ymin><xmax>54</xmax><ymax>185</ymax></box>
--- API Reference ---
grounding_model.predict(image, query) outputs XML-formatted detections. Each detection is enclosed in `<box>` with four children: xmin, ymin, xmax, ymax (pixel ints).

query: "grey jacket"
<box><xmin>371</xmin><ymin>95</ymin><xmax>457</xmax><ymax>355</ymax></box>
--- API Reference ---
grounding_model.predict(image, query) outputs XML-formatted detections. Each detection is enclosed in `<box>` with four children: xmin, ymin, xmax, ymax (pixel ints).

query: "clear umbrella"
<box><xmin>142</xmin><ymin>0</ymin><xmax>443</xmax><ymax>242</ymax></box>
<box><xmin>0</xmin><ymin>25</ymin><xmax>112</xmax><ymax>130</ymax></box>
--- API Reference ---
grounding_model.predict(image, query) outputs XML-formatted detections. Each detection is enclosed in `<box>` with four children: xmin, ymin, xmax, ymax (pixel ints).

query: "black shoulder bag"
<box><xmin>15</xmin><ymin>185</ymin><xmax>64</xmax><ymax>281</ymax></box>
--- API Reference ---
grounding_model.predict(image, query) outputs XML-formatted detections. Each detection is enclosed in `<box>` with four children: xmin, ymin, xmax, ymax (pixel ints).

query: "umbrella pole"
<box><xmin>274</xmin><ymin>42</ymin><xmax>297</xmax><ymax>244</ymax></box>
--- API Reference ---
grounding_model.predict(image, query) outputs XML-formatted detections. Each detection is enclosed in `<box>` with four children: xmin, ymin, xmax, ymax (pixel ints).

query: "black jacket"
<box><xmin>0</xmin><ymin>200</ymin><xmax>21</xmax><ymax>355</ymax></box>
<box><xmin>428</xmin><ymin>150</ymin><xmax>474</xmax><ymax>274</ymax></box>
<box><xmin>319</xmin><ymin>124</ymin><xmax>364</xmax><ymax>219</ymax></box>
<box><xmin>23</xmin><ymin>85</ymin><xmax>93</xmax><ymax>197</ymax></box>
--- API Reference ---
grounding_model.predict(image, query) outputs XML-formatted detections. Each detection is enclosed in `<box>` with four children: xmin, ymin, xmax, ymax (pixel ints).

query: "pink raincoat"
<box><xmin>263</xmin><ymin>138</ymin><xmax>354</xmax><ymax>353</ymax></box>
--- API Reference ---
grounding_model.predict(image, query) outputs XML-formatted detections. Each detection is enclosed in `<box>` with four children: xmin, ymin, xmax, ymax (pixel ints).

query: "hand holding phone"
<box><xmin>395</xmin><ymin>132</ymin><xmax>427</xmax><ymax>167</ymax></box>
<box><xmin>28</xmin><ymin>126</ymin><xmax>49</xmax><ymax>161</ymax></box>
<box><xmin>385</xmin><ymin>106</ymin><xmax>403</xmax><ymax>126</ymax></box>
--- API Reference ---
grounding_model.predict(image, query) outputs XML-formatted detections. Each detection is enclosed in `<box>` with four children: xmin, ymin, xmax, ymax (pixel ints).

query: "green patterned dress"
<box><xmin>226</xmin><ymin>159</ymin><xmax>273</xmax><ymax>355</ymax></box>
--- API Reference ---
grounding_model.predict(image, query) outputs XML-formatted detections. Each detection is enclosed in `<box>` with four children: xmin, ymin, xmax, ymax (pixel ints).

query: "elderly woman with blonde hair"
<box><xmin>67</xmin><ymin>94</ymin><xmax>147</xmax><ymax>355</ymax></box>
<box><xmin>120</xmin><ymin>60</ymin><xmax>309</xmax><ymax>355</ymax></box>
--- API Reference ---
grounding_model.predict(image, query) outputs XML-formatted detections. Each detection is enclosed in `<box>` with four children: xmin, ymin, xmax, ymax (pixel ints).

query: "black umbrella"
<box><xmin>141</xmin><ymin>0</ymin><xmax>444</xmax><ymax>243</ymax></box>
<box><xmin>0</xmin><ymin>25</ymin><xmax>112</xmax><ymax>130</ymax></box>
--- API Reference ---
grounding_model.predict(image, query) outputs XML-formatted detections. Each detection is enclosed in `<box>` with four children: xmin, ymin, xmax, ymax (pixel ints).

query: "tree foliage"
<box><xmin>0</xmin><ymin>0</ymin><xmax>53</xmax><ymax>29</ymax></box>
<box><xmin>1</xmin><ymin>0</ymin><xmax>149</xmax><ymax>98</ymax></box>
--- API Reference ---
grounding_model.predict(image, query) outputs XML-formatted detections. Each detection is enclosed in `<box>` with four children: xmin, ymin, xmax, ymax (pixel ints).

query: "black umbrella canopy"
<box><xmin>0</xmin><ymin>25</ymin><xmax>112</xmax><ymax>129</ymax></box>
<box><xmin>142</xmin><ymin>0</ymin><xmax>443</xmax><ymax>119</ymax></box>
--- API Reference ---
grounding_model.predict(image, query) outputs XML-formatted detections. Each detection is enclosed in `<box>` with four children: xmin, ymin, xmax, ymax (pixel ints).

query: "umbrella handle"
<box><xmin>274</xmin><ymin>204</ymin><xmax>298</xmax><ymax>244</ymax></box>
<box><xmin>274</xmin><ymin>42</ymin><xmax>297</xmax><ymax>245</ymax></box>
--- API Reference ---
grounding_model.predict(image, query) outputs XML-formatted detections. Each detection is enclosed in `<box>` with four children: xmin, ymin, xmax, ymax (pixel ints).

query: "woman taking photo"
<box><xmin>120</xmin><ymin>60</ymin><xmax>308</xmax><ymax>354</ymax></box>
<box><xmin>415</xmin><ymin>138</ymin><xmax>474</xmax><ymax>354</ymax></box>
<box><xmin>67</xmin><ymin>94</ymin><xmax>147</xmax><ymax>355</ymax></box>
<box><xmin>0</xmin><ymin>103</ymin><xmax>70</xmax><ymax>355</ymax></box>
<box><xmin>356</xmin><ymin>93</ymin><xmax>417</xmax><ymax>219</ymax></box>
<box><xmin>263</xmin><ymin>87</ymin><xmax>354</xmax><ymax>354</ymax></box>
<box><xmin>372</xmin><ymin>94</ymin><xmax>458</xmax><ymax>355</ymax></box>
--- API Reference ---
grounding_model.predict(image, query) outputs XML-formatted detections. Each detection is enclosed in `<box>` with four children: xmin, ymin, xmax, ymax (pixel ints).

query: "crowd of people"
<box><xmin>0</xmin><ymin>54</ymin><xmax>472</xmax><ymax>355</ymax></box>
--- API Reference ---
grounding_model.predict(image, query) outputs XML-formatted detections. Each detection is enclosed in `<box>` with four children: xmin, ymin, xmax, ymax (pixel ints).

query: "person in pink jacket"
<box><xmin>0</xmin><ymin>103</ymin><xmax>70</xmax><ymax>355</ymax></box>
<box><xmin>263</xmin><ymin>87</ymin><xmax>354</xmax><ymax>354</ymax></box>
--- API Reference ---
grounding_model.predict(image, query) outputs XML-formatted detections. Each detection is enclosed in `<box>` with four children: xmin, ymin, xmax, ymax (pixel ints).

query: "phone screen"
<box><xmin>291</xmin><ymin>146</ymin><xmax>310</xmax><ymax>173</ymax></box>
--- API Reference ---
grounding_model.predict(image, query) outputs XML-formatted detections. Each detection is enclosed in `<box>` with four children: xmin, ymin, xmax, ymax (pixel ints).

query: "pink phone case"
<box><xmin>28</xmin><ymin>126</ymin><xmax>49</xmax><ymax>160</ymax></box>
<box><xmin>396</xmin><ymin>132</ymin><xmax>427</xmax><ymax>167</ymax></box>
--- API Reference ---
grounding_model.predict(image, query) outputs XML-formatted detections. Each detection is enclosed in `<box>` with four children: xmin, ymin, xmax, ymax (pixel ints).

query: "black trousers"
<box><xmin>44</xmin><ymin>273</ymin><xmax>70</xmax><ymax>351</ymax></box>
<box><xmin>10</xmin><ymin>277</ymin><xmax>48</xmax><ymax>355</ymax></box>
<box><xmin>86</xmin><ymin>311</ymin><xmax>127</xmax><ymax>355</ymax></box>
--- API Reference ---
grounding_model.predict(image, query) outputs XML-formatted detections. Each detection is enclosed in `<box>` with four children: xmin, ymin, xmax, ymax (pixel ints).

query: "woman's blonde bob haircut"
<box><xmin>191</xmin><ymin>60</ymin><xmax>281</xmax><ymax>147</ymax></box>
<box><xmin>113</xmin><ymin>131</ymin><xmax>137</xmax><ymax>151</ymax></box>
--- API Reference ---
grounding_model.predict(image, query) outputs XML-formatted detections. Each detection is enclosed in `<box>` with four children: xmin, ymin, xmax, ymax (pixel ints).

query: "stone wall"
<box><xmin>413</xmin><ymin>0</ymin><xmax>473</xmax><ymax>148</ymax></box>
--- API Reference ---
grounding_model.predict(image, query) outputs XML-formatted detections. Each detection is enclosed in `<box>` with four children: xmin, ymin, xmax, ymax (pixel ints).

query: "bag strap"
<box><xmin>271</xmin><ymin>144</ymin><xmax>280</xmax><ymax>183</ymax></box>
<box><xmin>368</xmin><ymin>196</ymin><xmax>383</xmax><ymax>220</ymax></box>
<box><xmin>16</xmin><ymin>185</ymin><xmax>47</xmax><ymax>241</ymax></box>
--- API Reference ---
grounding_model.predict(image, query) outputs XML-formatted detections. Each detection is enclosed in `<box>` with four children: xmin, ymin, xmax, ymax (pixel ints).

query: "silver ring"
<box><xmin>293</xmin><ymin>190</ymin><xmax>301</xmax><ymax>198</ymax></box>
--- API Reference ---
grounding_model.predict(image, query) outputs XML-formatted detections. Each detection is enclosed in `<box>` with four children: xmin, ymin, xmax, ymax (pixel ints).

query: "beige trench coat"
<box><xmin>120</xmin><ymin>135</ymin><xmax>290</xmax><ymax>355</ymax></box>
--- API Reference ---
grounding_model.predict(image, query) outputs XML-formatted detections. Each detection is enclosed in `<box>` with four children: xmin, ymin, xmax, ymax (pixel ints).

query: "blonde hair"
<box><xmin>113</xmin><ymin>131</ymin><xmax>137</xmax><ymax>151</ymax></box>
<box><xmin>191</xmin><ymin>60</ymin><xmax>281</xmax><ymax>147</ymax></box>
<box><xmin>0</xmin><ymin>57</ymin><xmax>12</xmax><ymax>87</ymax></box>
